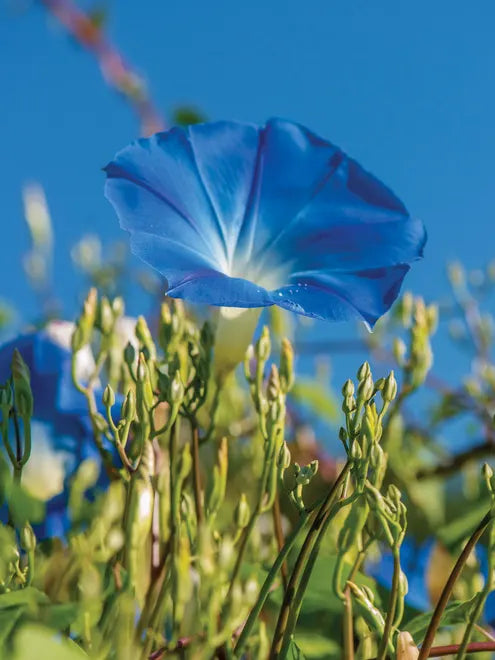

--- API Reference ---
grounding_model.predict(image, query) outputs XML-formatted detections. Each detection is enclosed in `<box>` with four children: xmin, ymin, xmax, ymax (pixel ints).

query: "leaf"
<box><xmin>13</xmin><ymin>624</ymin><xmax>88</xmax><ymax>660</ymax></box>
<box><xmin>41</xmin><ymin>603</ymin><xmax>80</xmax><ymax>631</ymax></box>
<box><xmin>287</xmin><ymin>640</ymin><xmax>307</xmax><ymax>659</ymax></box>
<box><xmin>0</xmin><ymin>607</ymin><xmax>24</xmax><ymax>646</ymax></box>
<box><xmin>405</xmin><ymin>596</ymin><xmax>478</xmax><ymax>642</ymax></box>
<box><xmin>291</xmin><ymin>379</ymin><xmax>338</xmax><ymax>423</ymax></box>
<box><xmin>438</xmin><ymin>498</ymin><xmax>491</xmax><ymax>548</ymax></box>
<box><xmin>0</xmin><ymin>588</ymin><xmax>49</xmax><ymax>610</ymax></box>
<box><xmin>297</xmin><ymin>633</ymin><xmax>340</xmax><ymax>658</ymax></box>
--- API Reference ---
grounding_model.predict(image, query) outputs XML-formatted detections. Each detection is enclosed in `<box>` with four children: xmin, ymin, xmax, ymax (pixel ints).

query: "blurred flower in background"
<box><xmin>0</xmin><ymin>322</ymin><xmax>106</xmax><ymax>538</ymax></box>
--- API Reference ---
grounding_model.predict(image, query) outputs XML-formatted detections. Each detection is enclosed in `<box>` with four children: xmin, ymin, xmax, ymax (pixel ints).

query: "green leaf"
<box><xmin>405</xmin><ymin>596</ymin><xmax>477</xmax><ymax>642</ymax></box>
<box><xmin>297</xmin><ymin>633</ymin><xmax>340</xmax><ymax>658</ymax></box>
<box><xmin>287</xmin><ymin>640</ymin><xmax>307</xmax><ymax>659</ymax></box>
<box><xmin>291</xmin><ymin>379</ymin><xmax>338</xmax><ymax>423</ymax></box>
<box><xmin>0</xmin><ymin>588</ymin><xmax>49</xmax><ymax>610</ymax></box>
<box><xmin>438</xmin><ymin>499</ymin><xmax>491</xmax><ymax>548</ymax></box>
<box><xmin>41</xmin><ymin>603</ymin><xmax>80</xmax><ymax>631</ymax></box>
<box><xmin>0</xmin><ymin>606</ymin><xmax>24</xmax><ymax>646</ymax></box>
<box><xmin>13</xmin><ymin>624</ymin><xmax>88</xmax><ymax>660</ymax></box>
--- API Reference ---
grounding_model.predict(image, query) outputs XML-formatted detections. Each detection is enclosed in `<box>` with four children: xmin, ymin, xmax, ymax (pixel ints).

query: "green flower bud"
<box><xmin>136</xmin><ymin>316</ymin><xmax>155</xmax><ymax>359</ymax></box>
<box><xmin>357</xmin><ymin>373</ymin><xmax>374</xmax><ymax>403</ymax></box>
<box><xmin>102</xmin><ymin>384</ymin><xmax>115</xmax><ymax>408</ymax></box>
<box><xmin>342</xmin><ymin>395</ymin><xmax>356</xmax><ymax>414</ymax></box>
<box><xmin>374</xmin><ymin>377</ymin><xmax>385</xmax><ymax>391</ymax></box>
<box><xmin>426</xmin><ymin>304</ymin><xmax>438</xmax><ymax>334</ymax></box>
<box><xmin>97</xmin><ymin>296</ymin><xmax>114</xmax><ymax>335</ymax></box>
<box><xmin>393</xmin><ymin>338</ymin><xmax>407</xmax><ymax>365</ymax></box>
<box><xmin>357</xmin><ymin>361</ymin><xmax>371</xmax><ymax>382</ymax></box>
<box><xmin>482</xmin><ymin>463</ymin><xmax>494</xmax><ymax>481</ymax></box>
<box><xmin>123</xmin><ymin>341</ymin><xmax>136</xmax><ymax>367</ymax></box>
<box><xmin>122</xmin><ymin>389</ymin><xmax>136</xmax><ymax>421</ymax></box>
<box><xmin>255</xmin><ymin>326</ymin><xmax>271</xmax><ymax>362</ymax></box>
<box><xmin>350</xmin><ymin>441</ymin><xmax>362</xmax><ymax>460</ymax></box>
<box><xmin>200</xmin><ymin>321</ymin><xmax>214</xmax><ymax>352</ymax></box>
<box><xmin>400</xmin><ymin>291</ymin><xmax>414</xmax><ymax>327</ymax></box>
<box><xmin>235</xmin><ymin>493</ymin><xmax>250</xmax><ymax>529</ymax></box>
<box><xmin>279</xmin><ymin>338</ymin><xmax>295</xmax><ymax>393</ymax></box>
<box><xmin>20</xmin><ymin>523</ymin><xmax>36</xmax><ymax>552</ymax></box>
<box><xmin>295</xmin><ymin>460</ymin><xmax>318</xmax><ymax>486</ymax></box>
<box><xmin>112</xmin><ymin>296</ymin><xmax>125</xmax><ymax>319</ymax></box>
<box><xmin>278</xmin><ymin>442</ymin><xmax>291</xmax><ymax>470</ymax></box>
<box><xmin>338</xmin><ymin>426</ymin><xmax>348</xmax><ymax>445</ymax></box>
<box><xmin>12</xmin><ymin>349</ymin><xmax>33</xmax><ymax>419</ymax></box>
<box><xmin>267</xmin><ymin>364</ymin><xmax>280</xmax><ymax>402</ymax></box>
<box><xmin>383</xmin><ymin>371</ymin><xmax>398</xmax><ymax>402</ymax></box>
<box><xmin>342</xmin><ymin>379</ymin><xmax>355</xmax><ymax>398</ymax></box>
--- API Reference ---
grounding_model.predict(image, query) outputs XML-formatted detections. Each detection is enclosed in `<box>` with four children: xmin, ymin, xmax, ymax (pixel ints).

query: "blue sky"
<box><xmin>1</xmin><ymin>0</ymin><xmax>494</xmax><ymax>355</ymax></box>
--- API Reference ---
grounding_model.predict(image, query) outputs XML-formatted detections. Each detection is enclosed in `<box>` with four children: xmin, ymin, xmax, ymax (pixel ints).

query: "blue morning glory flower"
<box><xmin>0</xmin><ymin>324</ymin><xmax>107</xmax><ymax>538</ymax></box>
<box><xmin>104</xmin><ymin>118</ymin><xmax>426</xmax><ymax>326</ymax></box>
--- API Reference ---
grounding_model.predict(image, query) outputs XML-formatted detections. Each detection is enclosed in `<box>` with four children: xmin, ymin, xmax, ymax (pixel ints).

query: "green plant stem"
<box><xmin>234</xmin><ymin>510</ymin><xmax>310</xmax><ymax>657</ymax></box>
<box><xmin>376</xmin><ymin>548</ymin><xmax>400</xmax><ymax>660</ymax></box>
<box><xmin>455</xmin><ymin>521</ymin><xmax>495</xmax><ymax>660</ymax></box>
<box><xmin>278</xmin><ymin>493</ymin><xmax>358</xmax><ymax>658</ymax></box>
<box><xmin>269</xmin><ymin>461</ymin><xmax>351</xmax><ymax>659</ymax></box>
<box><xmin>273</xmin><ymin>493</ymin><xmax>288</xmax><ymax>590</ymax></box>
<box><xmin>418</xmin><ymin>509</ymin><xmax>493</xmax><ymax>660</ymax></box>
<box><xmin>343</xmin><ymin>587</ymin><xmax>355</xmax><ymax>660</ymax></box>
<box><xmin>190</xmin><ymin>419</ymin><xmax>204</xmax><ymax>526</ymax></box>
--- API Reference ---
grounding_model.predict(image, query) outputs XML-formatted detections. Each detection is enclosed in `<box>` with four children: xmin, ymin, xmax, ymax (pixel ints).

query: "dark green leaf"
<box><xmin>405</xmin><ymin>596</ymin><xmax>477</xmax><ymax>642</ymax></box>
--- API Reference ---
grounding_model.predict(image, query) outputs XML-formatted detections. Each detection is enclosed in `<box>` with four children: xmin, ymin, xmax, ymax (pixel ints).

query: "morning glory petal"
<box><xmin>271</xmin><ymin>265</ymin><xmax>410</xmax><ymax>326</ymax></box>
<box><xmin>105</xmin><ymin>118</ymin><xmax>426</xmax><ymax>325</ymax></box>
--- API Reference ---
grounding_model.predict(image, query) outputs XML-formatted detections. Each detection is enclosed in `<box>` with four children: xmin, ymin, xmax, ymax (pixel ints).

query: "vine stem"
<box><xmin>190</xmin><ymin>420</ymin><xmax>204</xmax><ymax>526</ymax></box>
<box><xmin>273</xmin><ymin>493</ymin><xmax>288</xmax><ymax>590</ymax></box>
<box><xmin>376</xmin><ymin>548</ymin><xmax>401</xmax><ymax>660</ymax></box>
<box><xmin>418</xmin><ymin>509</ymin><xmax>493</xmax><ymax>660</ymax></box>
<box><xmin>269</xmin><ymin>461</ymin><xmax>351</xmax><ymax>659</ymax></box>
<box><xmin>234</xmin><ymin>510</ymin><xmax>310</xmax><ymax>657</ymax></box>
<box><xmin>455</xmin><ymin>520</ymin><xmax>495</xmax><ymax>660</ymax></box>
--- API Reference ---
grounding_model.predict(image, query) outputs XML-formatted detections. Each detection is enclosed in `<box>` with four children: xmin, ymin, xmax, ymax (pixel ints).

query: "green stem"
<box><xmin>234</xmin><ymin>510</ymin><xmax>310</xmax><ymax>657</ymax></box>
<box><xmin>343</xmin><ymin>587</ymin><xmax>355</xmax><ymax>660</ymax></box>
<box><xmin>376</xmin><ymin>548</ymin><xmax>400</xmax><ymax>660</ymax></box>
<box><xmin>418</xmin><ymin>509</ymin><xmax>493</xmax><ymax>660</ymax></box>
<box><xmin>190</xmin><ymin>419</ymin><xmax>204</xmax><ymax>526</ymax></box>
<box><xmin>278</xmin><ymin>494</ymin><xmax>358</xmax><ymax>658</ymax></box>
<box><xmin>269</xmin><ymin>461</ymin><xmax>351</xmax><ymax>659</ymax></box>
<box><xmin>455</xmin><ymin>521</ymin><xmax>495</xmax><ymax>660</ymax></box>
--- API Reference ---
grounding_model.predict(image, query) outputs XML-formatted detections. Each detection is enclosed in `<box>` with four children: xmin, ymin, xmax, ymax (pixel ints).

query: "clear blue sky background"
<box><xmin>1</xmin><ymin>1</ymin><xmax>494</xmax><ymax>364</ymax></box>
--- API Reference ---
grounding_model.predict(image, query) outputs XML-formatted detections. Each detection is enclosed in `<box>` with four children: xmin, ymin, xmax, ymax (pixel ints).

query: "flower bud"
<box><xmin>278</xmin><ymin>442</ymin><xmax>291</xmax><ymax>470</ymax></box>
<box><xmin>396</xmin><ymin>631</ymin><xmax>419</xmax><ymax>660</ymax></box>
<box><xmin>350</xmin><ymin>441</ymin><xmax>362</xmax><ymax>460</ymax></box>
<box><xmin>20</xmin><ymin>523</ymin><xmax>36</xmax><ymax>553</ymax></box>
<box><xmin>393</xmin><ymin>338</ymin><xmax>407</xmax><ymax>365</ymax></box>
<box><xmin>124</xmin><ymin>341</ymin><xmax>136</xmax><ymax>367</ymax></box>
<box><xmin>338</xmin><ymin>427</ymin><xmax>347</xmax><ymax>445</ymax></box>
<box><xmin>12</xmin><ymin>349</ymin><xmax>33</xmax><ymax>419</ymax></box>
<box><xmin>295</xmin><ymin>460</ymin><xmax>319</xmax><ymax>486</ymax></box>
<box><xmin>112</xmin><ymin>296</ymin><xmax>125</xmax><ymax>319</ymax></box>
<box><xmin>357</xmin><ymin>374</ymin><xmax>374</xmax><ymax>403</ymax></box>
<box><xmin>136</xmin><ymin>316</ymin><xmax>155</xmax><ymax>359</ymax></box>
<box><xmin>97</xmin><ymin>296</ymin><xmax>114</xmax><ymax>335</ymax></box>
<box><xmin>102</xmin><ymin>384</ymin><xmax>115</xmax><ymax>408</ymax></box>
<box><xmin>267</xmin><ymin>364</ymin><xmax>280</xmax><ymax>402</ymax></box>
<box><xmin>255</xmin><ymin>326</ymin><xmax>271</xmax><ymax>362</ymax></box>
<box><xmin>235</xmin><ymin>494</ymin><xmax>251</xmax><ymax>529</ymax></box>
<box><xmin>382</xmin><ymin>371</ymin><xmax>398</xmax><ymax>402</ymax></box>
<box><xmin>279</xmin><ymin>338</ymin><xmax>295</xmax><ymax>393</ymax></box>
<box><xmin>122</xmin><ymin>389</ymin><xmax>136</xmax><ymax>421</ymax></box>
<box><xmin>357</xmin><ymin>361</ymin><xmax>371</xmax><ymax>382</ymax></box>
<box><xmin>342</xmin><ymin>379</ymin><xmax>355</xmax><ymax>398</ymax></box>
<box><xmin>0</xmin><ymin>385</ymin><xmax>13</xmax><ymax>415</ymax></box>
